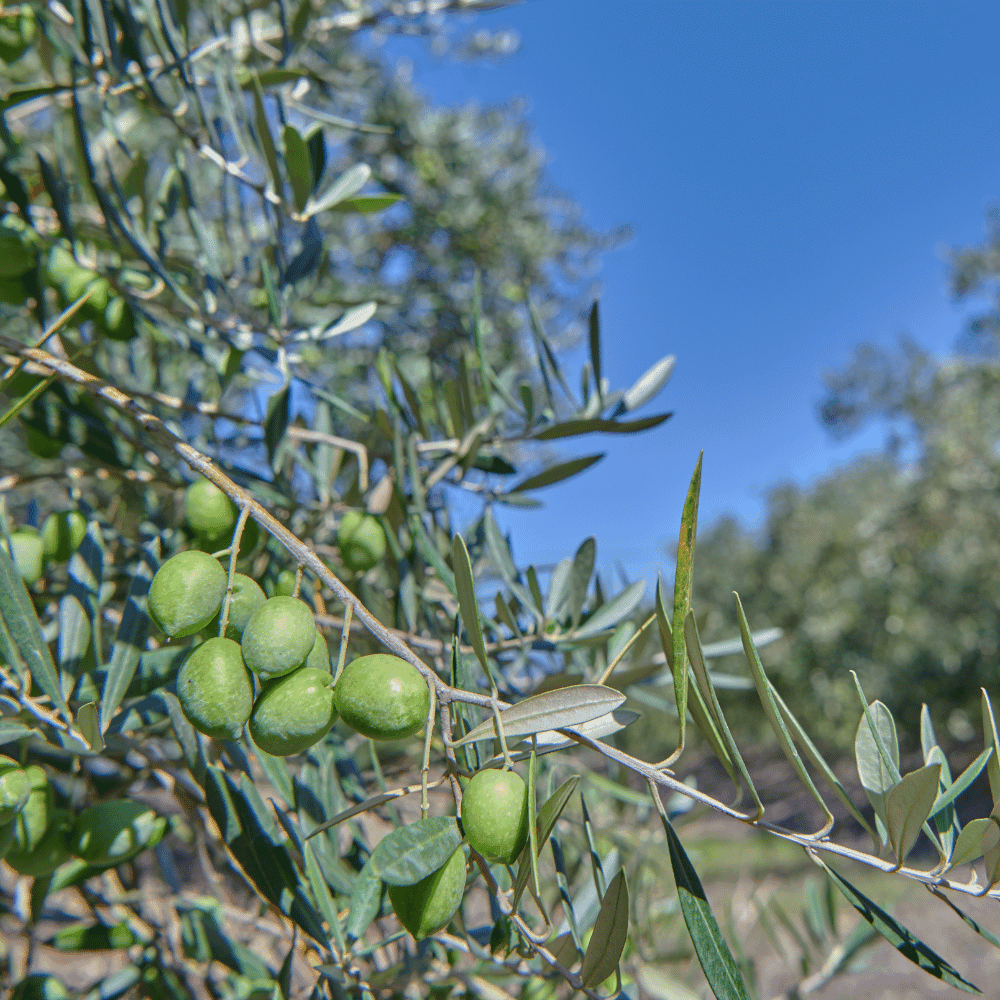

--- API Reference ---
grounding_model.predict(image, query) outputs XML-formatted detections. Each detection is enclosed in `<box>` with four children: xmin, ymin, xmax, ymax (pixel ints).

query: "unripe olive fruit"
<box><xmin>177</xmin><ymin>638</ymin><xmax>253</xmax><ymax>740</ymax></box>
<box><xmin>338</xmin><ymin>510</ymin><xmax>386</xmax><ymax>573</ymax></box>
<box><xmin>13</xmin><ymin>766</ymin><xmax>53</xmax><ymax>855</ymax></box>
<box><xmin>147</xmin><ymin>550</ymin><xmax>227</xmax><ymax>638</ymax></box>
<box><xmin>306</xmin><ymin>631</ymin><xmax>330</xmax><ymax>672</ymax></box>
<box><xmin>10</xmin><ymin>529</ymin><xmax>43</xmax><ymax>585</ymax></box>
<box><xmin>207</xmin><ymin>574</ymin><xmax>266</xmax><ymax>639</ymax></box>
<box><xmin>388</xmin><ymin>846</ymin><xmax>466</xmax><ymax>940</ymax></box>
<box><xmin>185</xmin><ymin>477</ymin><xmax>237</xmax><ymax>543</ymax></box>
<box><xmin>273</xmin><ymin>568</ymin><xmax>296</xmax><ymax>596</ymax></box>
<box><xmin>334</xmin><ymin>654</ymin><xmax>430</xmax><ymax>741</ymax></box>
<box><xmin>249</xmin><ymin>666</ymin><xmax>338</xmax><ymax>756</ymax></box>
<box><xmin>11</xmin><ymin>975</ymin><xmax>69</xmax><ymax>1000</ymax></box>
<box><xmin>41</xmin><ymin>510</ymin><xmax>86</xmax><ymax>562</ymax></box>
<box><xmin>241</xmin><ymin>596</ymin><xmax>317</xmax><ymax>680</ymax></box>
<box><xmin>461</xmin><ymin>769</ymin><xmax>529</xmax><ymax>865</ymax></box>
<box><xmin>0</xmin><ymin>758</ymin><xmax>29</xmax><ymax>823</ymax></box>
<box><xmin>6</xmin><ymin>808</ymin><xmax>73</xmax><ymax>876</ymax></box>
<box><xmin>73</xmin><ymin>799</ymin><xmax>166</xmax><ymax>866</ymax></box>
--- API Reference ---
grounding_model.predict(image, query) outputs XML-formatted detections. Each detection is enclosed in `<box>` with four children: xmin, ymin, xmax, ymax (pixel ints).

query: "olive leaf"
<box><xmin>950</xmin><ymin>817</ymin><xmax>992</xmax><ymax>867</ymax></box>
<box><xmin>885</xmin><ymin>763</ymin><xmax>941</xmax><ymax>866</ymax></box>
<box><xmin>512</xmin><ymin>775</ymin><xmax>581</xmax><ymax>908</ymax></box>
<box><xmin>368</xmin><ymin>816</ymin><xmax>462</xmax><ymax>887</ymax></box>
<box><xmin>452</xmin><ymin>685</ymin><xmax>626</xmax><ymax>747</ymax></box>
<box><xmin>580</xmin><ymin>870</ymin><xmax>629</xmax><ymax>988</ymax></box>
<box><xmin>452</xmin><ymin>533</ymin><xmax>490</xmax><ymax>680</ymax></box>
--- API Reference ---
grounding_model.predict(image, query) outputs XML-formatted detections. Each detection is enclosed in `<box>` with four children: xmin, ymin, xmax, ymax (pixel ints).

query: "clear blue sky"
<box><xmin>383</xmin><ymin>1</ymin><xmax>1000</xmax><ymax>587</ymax></box>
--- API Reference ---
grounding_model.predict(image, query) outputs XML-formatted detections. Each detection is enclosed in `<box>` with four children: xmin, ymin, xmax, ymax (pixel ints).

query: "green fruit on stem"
<box><xmin>177</xmin><ymin>637</ymin><xmax>253</xmax><ymax>740</ymax></box>
<box><xmin>11</xmin><ymin>974</ymin><xmax>69</xmax><ymax>1000</ymax></box>
<box><xmin>273</xmin><ymin>568</ymin><xmax>296</xmax><ymax>596</ymax></box>
<box><xmin>461</xmin><ymin>768</ymin><xmax>529</xmax><ymax>865</ymax></box>
<box><xmin>338</xmin><ymin>510</ymin><xmax>386</xmax><ymax>573</ymax></box>
<box><xmin>207</xmin><ymin>574</ymin><xmax>266</xmax><ymax>639</ymax></box>
<box><xmin>388</xmin><ymin>846</ymin><xmax>466</xmax><ymax>940</ymax></box>
<box><xmin>6</xmin><ymin>808</ymin><xmax>73</xmax><ymax>876</ymax></box>
<box><xmin>73</xmin><ymin>799</ymin><xmax>166</xmax><ymax>866</ymax></box>
<box><xmin>249</xmin><ymin>666</ymin><xmax>338</xmax><ymax>756</ymax></box>
<box><xmin>305</xmin><ymin>630</ymin><xmax>330</xmax><ymax>672</ymax></box>
<box><xmin>185</xmin><ymin>477</ymin><xmax>237</xmax><ymax>543</ymax></box>
<box><xmin>334</xmin><ymin>653</ymin><xmax>430</xmax><ymax>741</ymax></box>
<box><xmin>147</xmin><ymin>550</ymin><xmax>227</xmax><ymax>638</ymax></box>
<box><xmin>10</xmin><ymin>528</ymin><xmax>43</xmax><ymax>585</ymax></box>
<box><xmin>41</xmin><ymin>510</ymin><xmax>87</xmax><ymax>562</ymax></box>
<box><xmin>241</xmin><ymin>596</ymin><xmax>317</xmax><ymax>680</ymax></box>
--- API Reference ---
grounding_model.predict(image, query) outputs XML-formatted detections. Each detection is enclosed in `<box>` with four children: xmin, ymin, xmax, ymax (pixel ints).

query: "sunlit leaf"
<box><xmin>573</xmin><ymin>580</ymin><xmax>645</xmax><ymax>640</ymax></box>
<box><xmin>580</xmin><ymin>870</ymin><xmax>629</xmax><ymax>988</ymax></box>
<box><xmin>304</xmin><ymin>163</ymin><xmax>371</xmax><ymax>218</ymax></box>
<box><xmin>885</xmin><ymin>763</ymin><xmax>941</xmax><ymax>866</ymax></box>
<box><xmin>507</xmin><ymin>453</ymin><xmax>604</xmax><ymax>493</ymax></box>
<box><xmin>368</xmin><ymin>816</ymin><xmax>462</xmax><ymax>887</ymax></box>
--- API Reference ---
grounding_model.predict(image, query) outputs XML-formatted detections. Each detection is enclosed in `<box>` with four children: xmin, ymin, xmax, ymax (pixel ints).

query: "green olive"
<box><xmin>41</xmin><ymin>510</ymin><xmax>87</xmax><ymax>562</ymax></box>
<box><xmin>334</xmin><ymin>653</ymin><xmax>430</xmax><ymax>741</ymax></box>
<box><xmin>388</xmin><ymin>846</ymin><xmax>466</xmax><ymax>940</ymax></box>
<box><xmin>72</xmin><ymin>799</ymin><xmax>167</xmax><ymax>866</ymax></box>
<box><xmin>241</xmin><ymin>596</ymin><xmax>317</xmax><ymax>680</ymax></box>
<box><xmin>207</xmin><ymin>573</ymin><xmax>266</xmax><ymax>639</ymax></box>
<box><xmin>305</xmin><ymin>630</ymin><xmax>330</xmax><ymax>672</ymax></box>
<box><xmin>177</xmin><ymin>638</ymin><xmax>253</xmax><ymax>740</ymax></box>
<box><xmin>147</xmin><ymin>550</ymin><xmax>227</xmax><ymax>638</ymax></box>
<box><xmin>337</xmin><ymin>510</ymin><xmax>386</xmax><ymax>573</ymax></box>
<box><xmin>9</xmin><ymin>529</ymin><xmax>43</xmax><ymax>585</ymax></box>
<box><xmin>249</xmin><ymin>666</ymin><xmax>338</xmax><ymax>756</ymax></box>
<box><xmin>13</xmin><ymin>766</ymin><xmax>53</xmax><ymax>855</ymax></box>
<box><xmin>273</xmin><ymin>568</ymin><xmax>297</xmax><ymax>596</ymax></box>
<box><xmin>460</xmin><ymin>769</ymin><xmax>529</xmax><ymax>865</ymax></box>
<box><xmin>185</xmin><ymin>477</ymin><xmax>238</xmax><ymax>543</ymax></box>
<box><xmin>6</xmin><ymin>808</ymin><xmax>73</xmax><ymax>876</ymax></box>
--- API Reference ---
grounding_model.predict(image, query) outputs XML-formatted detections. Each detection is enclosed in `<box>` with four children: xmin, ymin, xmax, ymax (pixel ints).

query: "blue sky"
<box><xmin>382</xmin><ymin>1</ymin><xmax>1000</xmax><ymax>587</ymax></box>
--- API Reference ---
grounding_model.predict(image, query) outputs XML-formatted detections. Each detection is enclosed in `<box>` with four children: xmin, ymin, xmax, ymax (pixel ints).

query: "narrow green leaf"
<box><xmin>452</xmin><ymin>534</ymin><xmax>490</xmax><ymax>681</ymax></box>
<box><xmin>531</xmin><ymin>412</ymin><xmax>672</xmax><ymax>440</ymax></box>
<box><xmin>930</xmin><ymin>886</ymin><xmax>1000</xmax><ymax>952</ymax></box>
<box><xmin>314</xmin><ymin>302</ymin><xmax>377</xmax><ymax>341</ymax></box>
<box><xmin>736</xmin><ymin>593</ymin><xmax>833</xmax><ymax>830</ymax></box>
<box><xmin>248</xmin><ymin>728</ymin><xmax>295</xmax><ymax>805</ymax></box>
<box><xmin>368</xmin><ymin>816</ymin><xmax>462</xmax><ymax>887</ymax></box>
<box><xmin>931</xmin><ymin>746</ymin><xmax>993</xmax><ymax>821</ymax></box>
<box><xmin>853</xmin><ymin>687</ymin><xmax>900</xmax><ymax>839</ymax></box>
<box><xmin>580</xmin><ymin>870</ymin><xmax>629</xmax><ymax>988</ymax></box>
<box><xmin>304</xmin><ymin>841</ymin><xmax>343</xmax><ymax>956</ymax></box>
<box><xmin>101</xmin><ymin>539</ymin><xmax>157</xmax><ymax>732</ymax></box>
<box><xmin>251</xmin><ymin>77</ymin><xmax>281</xmax><ymax>194</ymax></box>
<box><xmin>333</xmin><ymin>193</ymin><xmax>404</xmax><ymax>214</ymax></box>
<box><xmin>0</xmin><ymin>540</ymin><xmax>68</xmax><ymax>719</ymax></box>
<box><xmin>264</xmin><ymin>386</ymin><xmax>291</xmax><ymax>468</ymax></box>
<box><xmin>304</xmin><ymin>163</ymin><xmax>371</xmax><ymax>218</ymax></box>
<box><xmin>588</xmin><ymin>300</ymin><xmax>602</xmax><ymax>404</ymax></box>
<box><xmin>886</xmin><ymin>763</ymin><xmax>942</xmax><ymax>866</ymax></box>
<box><xmin>512</xmin><ymin>776</ymin><xmax>580</xmax><ymax>908</ymax></box>
<box><xmin>820</xmin><ymin>860</ymin><xmax>981</xmax><ymax>994</ymax></box>
<box><xmin>658</xmin><ymin>811</ymin><xmax>752</xmax><ymax>1000</ymax></box>
<box><xmin>982</xmin><ymin>690</ymin><xmax>1000</xmax><ymax>807</ymax></box>
<box><xmin>685</xmin><ymin>611</ymin><xmax>761</xmax><ymax>814</ymax></box>
<box><xmin>453</xmin><ymin>685</ymin><xmax>625</xmax><ymax>747</ymax></box>
<box><xmin>568</xmin><ymin>537</ymin><xmax>596</xmax><ymax>629</ymax></box>
<box><xmin>573</xmin><ymin>580</ymin><xmax>645</xmax><ymax>640</ymax></box>
<box><xmin>346</xmin><ymin>863</ymin><xmax>382</xmax><ymax>939</ymax></box>
<box><xmin>920</xmin><ymin>704</ymin><xmax>938</xmax><ymax>764</ymax></box>
<box><xmin>508</xmin><ymin>453</ymin><xmax>604</xmax><ymax>493</ymax></box>
<box><xmin>283</xmin><ymin>124</ymin><xmax>313</xmax><ymax>213</ymax></box>
<box><xmin>983</xmin><ymin>808</ymin><xmax>1000</xmax><ymax>889</ymax></box>
<box><xmin>671</xmin><ymin>455</ymin><xmax>702</xmax><ymax>752</ymax></box>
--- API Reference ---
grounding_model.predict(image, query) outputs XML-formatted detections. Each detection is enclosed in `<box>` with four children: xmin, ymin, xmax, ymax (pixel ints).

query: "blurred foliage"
<box><xmin>693</xmin><ymin>209</ymin><xmax>1000</xmax><ymax>749</ymax></box>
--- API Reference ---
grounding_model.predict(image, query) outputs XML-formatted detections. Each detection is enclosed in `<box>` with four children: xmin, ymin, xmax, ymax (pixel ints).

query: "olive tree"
<box><xmin>1</xmin><ymin>2</ymin><xmax>999</xmax><ymax>999</ymax></box>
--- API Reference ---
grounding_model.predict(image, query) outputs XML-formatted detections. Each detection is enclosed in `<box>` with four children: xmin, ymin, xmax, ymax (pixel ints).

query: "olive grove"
<box><xmin>2</xmin><ymin>2</ymin><xmax>1000</xmax><ymax>999</ymax></box>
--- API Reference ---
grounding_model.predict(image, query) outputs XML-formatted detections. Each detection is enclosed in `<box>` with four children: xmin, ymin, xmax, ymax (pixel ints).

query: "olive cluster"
<box><xmin>0</xmin><ymin>758</ymin><xmax>165</xmax><ymax>878</ymax></box>
<box><xmin>8</xmin><ymin>510</ymin><xmax>87</xmax><ymax>586</ymax></box>
<box><xmin>150</xmin><ymin>549</ymin><xmax>432</xmax><ymax>756</ymax></box>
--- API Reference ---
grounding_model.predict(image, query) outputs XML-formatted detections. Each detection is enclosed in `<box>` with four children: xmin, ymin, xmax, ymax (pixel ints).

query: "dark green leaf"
<box><xmin>929</xmin><ymin>886</ymin><xmax>1000</xmax><ymax>952</ymax></box>
<box><xmin>265</xmin><ymin>386</ymin><xmax>291</xmax><ymax>468</ymax></box>
<box><xmin>658</xmin><ymin>812</ymin><xmax>752</xmax><ymax>1000</ymax></box>
<box><xmin>346</xmin><ymin>863</ymin><xmax>383</xmax><ymax>939</ymax></box>
<box><xmin>333</xmin><ymin>194</ymin><xmax>404</xmax><ymax>214</ymax></box>
<box><xmin>283</xmin><ymin>124</ymin><xmax>313</xmax><ymax>213</ymax></box>
<box><xmin>452</xmin><ymin>534</ymin><xmax>490</xmax><ymax>681</ymax></box>
<box><xmin>531</xmin><ymin>412</ymin><xmax>672</xmax><ymax>440</ymax></box>
<box><xmin>252</xmin><ymin>77</ymin><xmax>281</xmax><ymax>194</ymax></box>
<box><xmin>821</xmin><ymin>860</ymin><xmax>981</xmax><ymax>994</ymax></box>
<box><xmin>886</xmin><ymin>763</ymin><xmax>941</xmax><ymax>866</ymax></box>
<box><xmin>0</xmin><ymin>539</ymin><xmax>69</xmax><ymax>719</ymax></box>
<box><xmin>100</xmin><ymin>539</ymin><xmax>157</xmax><ymax>732</ymax></box>
<box><xmin>588</xmin><ymin>300</ymin><xmax>602</xmax><ymax>403</ymax></box>
<box><xmin>580</xmin><ymin>870</ymin><xmax>629</xmax><ymax>988</ymax></box>
<box><xmin>508</xmin><ymin>453</ymin><xmax>604</xmax><ymax>493</ymax></box>
<box><xmin>512</xmin><ymin>776</ymin><xmax>580</xmax><ymax>907</ymax></box>
<box><xmin>369</xmin><ymin>816</ymin><xmax>462</xmax><ymax>887</ymax></box>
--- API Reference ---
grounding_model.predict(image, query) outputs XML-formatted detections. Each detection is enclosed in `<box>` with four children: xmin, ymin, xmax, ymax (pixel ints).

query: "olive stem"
<box><xmin>420</xmin><ymin>683</ymin><xmax>436</xmax><ymax>819</ymax></box>
<box><xmin>595</xmin><ymin>612</ymin><xmax>656</xmax><ymax>686</ymax></box>
<box><xmin>333</xmin><ymin>603</ymin><xmax>352</xmax><ymax>685</ymax></box>
<box><xmin>217</xmin><ymin>505</ymin><xmax>251</xmax><ymax>637</ymax></box>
